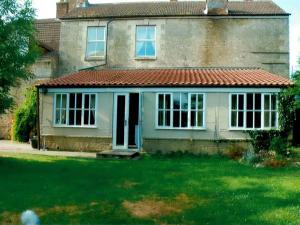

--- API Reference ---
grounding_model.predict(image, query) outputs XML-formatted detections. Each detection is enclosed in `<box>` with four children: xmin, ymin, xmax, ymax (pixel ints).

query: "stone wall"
<box><xmin>59</xmin><ymin>16</ymin><xmax>289</xmax><ymax>77</ymax></box>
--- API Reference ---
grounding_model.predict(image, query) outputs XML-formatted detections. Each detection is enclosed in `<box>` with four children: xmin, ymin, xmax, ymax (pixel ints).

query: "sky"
<box><xmin>31</xmin><ymin>0</ymin><xmax>300</xmax><ymax>71</ymax></box>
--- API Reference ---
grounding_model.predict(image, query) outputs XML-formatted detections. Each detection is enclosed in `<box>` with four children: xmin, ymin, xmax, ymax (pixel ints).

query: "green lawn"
<box><xmin>1</xmin><ymin>153</ymin><xmax>300</xmax><ymax>225</ymax></box>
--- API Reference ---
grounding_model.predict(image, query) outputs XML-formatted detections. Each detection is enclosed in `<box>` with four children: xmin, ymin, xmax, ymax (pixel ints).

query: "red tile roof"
<box><xmin>35</xmin><ymin>19</ymin><xmax>61</xmax><ymax>51</ymax></box>
<box><xmin>62</xmin><ymin>1</ymin><xmax>288</xmax><ymax>19</ymax></box>
<box><xmin>38</xmin><ymin>68</ymin><xmax>292</xmax><ymax>88</ymax></box>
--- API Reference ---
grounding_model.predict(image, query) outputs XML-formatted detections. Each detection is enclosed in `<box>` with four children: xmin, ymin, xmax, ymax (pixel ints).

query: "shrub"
<box><xmin>248</xmin><ymin>130</ymin><xmax>283</xmax><ymax>153</ymax></box>
<box><xmin>264</xmin><ymin>158</ymin><xmax>288</xmax><ymax>168</ymax></box>
<box><xmin>270</xmin><ymin>136</ymin><xmax>288</xmax><ymax>156</ymax></box>
<box><xmin>242</xmin><ymin>150</ymin><xmax>261</xmax><ymax>164</ymax></box>
<box><xmin>12</xmin><ymin>87</ymin><xmax>37</xmax><ymax>142</ymax></box>
<box><xmin>226</xmin><ymin>144</ymin><xmax>247</xmax><ymax>160</ymax></box>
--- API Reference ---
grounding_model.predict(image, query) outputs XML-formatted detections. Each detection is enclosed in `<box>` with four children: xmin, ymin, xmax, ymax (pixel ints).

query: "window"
<box><xmin>136</xmin><ymin>25</ymin><xmax>156</xmax><ymax>58</ymax></box>
<box><xmin>230</xmin><ymin>93</ymin><xmax>278</xmax><ymax>130</ymax></box>
<box><xmin>157</xmin><ymin>93</ymin><xmax>205</xmax><ymax>129</ymax></box>
<box><xmin>54</xmin><ymin>93</ymin><xmax>96</xmax><ymax>127</ymax></box>
<box><xmin>86</xmin><ymin>27</ymin><xmax>106</xmax><ymax>58</ymax></box>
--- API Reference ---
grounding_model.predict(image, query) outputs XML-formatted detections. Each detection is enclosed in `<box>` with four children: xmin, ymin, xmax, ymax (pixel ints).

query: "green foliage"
<box><xmin>12</xmin><ymin>87</ymin><xmax>37</xmax><ymax>142</ymax></box>
<box><xmin>0</xmin><ymin>0</ymin><xmax>39</xmax><ymax>114</ymax></box>
<box><xmin>270</xmin><ymin>136</ymin><xmax>288</xmax><ymax>156</ymax></box>
<box><xmin>278</xmin><ymin>92</ymin><xmax>295</xmax><ymax>135</ymax></box>
<box><xmin>248</xmin><ymin>130</ymin><xmax>284</xmax><ymax>153</ymax></box>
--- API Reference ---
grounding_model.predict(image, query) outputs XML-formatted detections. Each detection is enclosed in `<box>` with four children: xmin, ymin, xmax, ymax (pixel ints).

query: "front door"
<box><xmin>113</xmin><ymin>93</ymin><xmax>129</xmax><ymax>150</ymax></box>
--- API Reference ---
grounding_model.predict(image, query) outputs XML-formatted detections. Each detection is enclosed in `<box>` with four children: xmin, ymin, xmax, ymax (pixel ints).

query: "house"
<box><xmin>0</xmin><ymin>19</ymin><xmax>61</xmax><ymax>139</ymax></box>
<box><xmin>37</xmin><ymin>0</ymin><xmax>292</xmax><ymax>154</ymax></box>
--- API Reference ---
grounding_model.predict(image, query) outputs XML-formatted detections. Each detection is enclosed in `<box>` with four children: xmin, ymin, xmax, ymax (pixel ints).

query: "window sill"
<box><xmin>155</xmin><ymin>127</ymin><xmax>207</xmax><ymax>131</ymax></box>
<box><xmin>53</xmin><ymin>125</ymin><xmax>98</xmax><ymax>129</ymax></box>
<box><xmin>134</xmin><ymin>57</ymin><xmax>157</xmax><ymax>61</ymax></box>
<box><xmin>85</xmin><ymin>56</ymin><xmax>105</xmax><ymax>62</ymax></box>
<box><xmin>228</xmin><ymin>128</ymin><xmax>278</xmax><ymax>131</ymax></box>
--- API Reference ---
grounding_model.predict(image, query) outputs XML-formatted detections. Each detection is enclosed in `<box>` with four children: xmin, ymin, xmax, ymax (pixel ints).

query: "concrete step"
<box><xmin>96</xmin><ymin>150</ymin><xmax>140</xmax><ymax>159</ymax></box>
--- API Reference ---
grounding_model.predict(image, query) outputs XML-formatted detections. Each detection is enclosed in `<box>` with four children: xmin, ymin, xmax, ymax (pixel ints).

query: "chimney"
<box><xmin>170</xmin><ymin>0</ymin><xmax>178</xmax><ymax>2</ymax></box>
<box><xmin>204</xmin><ymin>0</ymin><xmax>229</xmax><ymax>15</ymax></box>
<box><xmin>56</xmin><ymin>0</ymin><xmax>89</xmax><ymax>18</ymax></box>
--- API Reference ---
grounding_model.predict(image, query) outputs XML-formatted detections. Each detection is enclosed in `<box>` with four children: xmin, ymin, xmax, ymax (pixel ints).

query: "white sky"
<box><xmin>31</xmin><ymin>0</ymin><xmax>300</xmax><ymax>71</ymax></box>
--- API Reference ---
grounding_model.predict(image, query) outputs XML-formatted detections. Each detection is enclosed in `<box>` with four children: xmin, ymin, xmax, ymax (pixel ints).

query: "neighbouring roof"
<box><xmin>38</xmin><ymin>68</ymin><xmax>292</xmax><ymax>88</ymax></box>
<box><xmin>62</xmin><ymin>1</ymin><xmax>288</xmax><ymax>19</ymax></box>
<box><xmin>35</xmin><ymin>19</ymin><xmax>61</xmax><ymax>52</ymax></box>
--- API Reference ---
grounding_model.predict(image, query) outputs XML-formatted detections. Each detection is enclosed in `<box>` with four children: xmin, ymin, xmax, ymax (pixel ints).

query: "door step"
<box><xmin>96</xmin><ymin>150</ymin><xmax>140</xmax><ymax>159</ymax></box>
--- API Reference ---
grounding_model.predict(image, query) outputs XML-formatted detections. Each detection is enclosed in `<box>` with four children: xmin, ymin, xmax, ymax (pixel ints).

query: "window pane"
<box><xmin>271</xmin><ymin>112</ymin><xmax>276</xmax><ymax>127</ymax></box>
<box><xmin>69</xmin><ymin>110</ymin><xmax>75</xmax><ymax>125</ymax></box>
<box><xmin>181</xmin><ymin>93</ymin><xmax>188</xmax><ymax>110</ymax></box>
<box><xmin>165</xmin><ymin>111</ymin><xmax>170</xmax><ymax>126</ymax></box>
<box><xmin>247</xmin><ymin>94</ymin><xmax>253</xmax><ymax>110</ymax></box>
<box><xmin>231</xmin><ymin>111</ymin><xmax>237</xmax><ymax>127</ymax></box>
<box><xmin>198</xmin><ymin>95</ymin><xmax>203</xmax><ymax>110</ymax></box>
<box><xmin>86</xmin><ymin>43</ymin><xmax>97</xmax><ymax>57</ymax></box>
<box><xmin>264</xmin><ymin>95</ymin><xmax>270</xmax><ymax>110</ymax></box>
<box><xmin>197</xmin><ymin>111</ymin><xmax>203</xmax><ymax>127</ymax></box>
<box><xmin>238</xmin><ymin>95</ymin><xmax>244</xmax><ymax>110</ymax></box>
<box><xmin>232</xmin><ymin>95</ymin><xmax>237</xmax><ymax>110</ymax></box>
<box><xmin>136</xmin><ymin>41</ymin><xmax>145</xmax><ymax>57</ymax></box>
<box><xmin>255</xmin><ymin>112</ymin><xmax>261</xmax><ymax>128</ymax></box>
<box><xmin>90</xmin><ymin>110</ymin><xmax>95</xmax><ymax>125</ymax></box>
<box><xmin>165</xmin><ymin>94</ymin><xmax>171</xmax><ymax>109</ymax></box>
<box><xmin>158</xmin><ymin>110</ymin><xmax>164</xmax><ymax>126</ymax></box>
<box><xmin>56</xmin><ymin>95</ymin><xmax>61</xmax><ymax>109</ymax></box>
<box><xmin>271</xmin><ymin>95</ymin><xmax>277</xmax><ymax>110</ymax></box>
<box><xmin>61</xmin><ymin>109</ymin><xmax>66</xmax><ymax>124</ymax></box>
<box><xmin>145</xmin><ymin>41</ymin><xmax>155</xmax><ymax>56</ymax></box>
<box><xmin>136</xmin><ymin>26</ymin><xmax>147</xmax><ymax>40</ymax></box>
<box><xmin>95</xmin><ymin>42</ymin><xmax>105</xmax><ymax>56</ymax></box>
<box><xmin>173</xmin><ymin>93</ymin><xmax>180</xmax><ymax>109</ymax></box>
<box><xmin>70</xmin><ymin>93</ymin><xmax>75</xmax><ymax>108</ymax></box>
<box><xmin>88</xmin><ymin>27</ymin><xmax>97</xmax><ymax>41</ymax></box>
<box><xmin>191</xmin><ymin>95</ymin><xmax>196</xmax><ymax>110</ymax></box>
<box><xmin>97</xmin><ymin>27</ymin><xmax>105</xmax><ymax>40</ymax></box>
<box><xmin>84</xmin><ymin>110</ymin><xmax>89</xmax><ymax>125</ymax></box>
<box><xmin>91</xmin><ymin>95</ymin><xmax>96</xmax><ymax>109</ymax></box>
<box><xmin>255</xmin><ymin>94</ymin><xmax>261</xmax><ymax>110</ymax></box>
<box><xmin>181</xmin><ymin>111</ymin><xmax>188</xmax><ymax>127</ymax></box>
<box><xmin>76</xmin><ymin>110</ymin><xmax>82</xmax><ymax>125</ymax></box>
<box><xmin>173</xmin><ymin>111</ymin><xmax>180</xmax><ymax>127</ymax></box>
<box><xmin>264</xmin><ymin>112</ymin><xmax>270</xmax><ymax>127</ymax></box>
<box><xmin>84</xmin><ymin>95</ymin><xmax>90</xmax><ymax>109</ymax></box>
<box><xmin>158</xmin><ymin>94</ymin><xmax>164</xmax><ymax>109</ymax></box>
<box><xmin>147</xmin><ymin>26</ymin><xmax>155</xmax><ymax>40</ymax></box>
<box><xmin>55</xmin><ymin>109</ymin><xmax>60</xmax><ymax>124</ymax></box>
<box><xmin>238</xmin><ymin>111</ymin><xmax>244</xmax><ymax>127</ymax></box>
<box><xmin>246</xmin><ymin>111</ymin><xmax>253</xmax><ymax>128</ymax></box>
<box><xmin>191</xmin><ymin>111</ymin><xmax>196</xmax><ymax>126</ymax></box>
<box><xmin>77</xmin><ymin>94</ymin><xmax>82</xmax><ymax>108</ymax></box>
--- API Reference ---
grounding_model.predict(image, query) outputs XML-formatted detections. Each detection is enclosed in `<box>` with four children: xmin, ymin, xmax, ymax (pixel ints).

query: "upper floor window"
<box><xmin>135</xmin><ymin>25</ymin><xmax>156</xmax><ymax>58</ymax></box>
<box><xmin>54</xmin><ymin>93</ymin><xmax>96</xmax><ymax>127</ymax></box>
<box><xmin>86</xmin><ymin>26</ymin><xmax>106</xmax><ymax>59</ymax></box>
<box><xmin>157</xmin><ymin>93</ymin><xmax>205</xmax><ymax>129</ymax></box>
<box><xmin>230</xmin><ymin>93</ymin><xmax>278</xmax><ymax>130</ymax></box>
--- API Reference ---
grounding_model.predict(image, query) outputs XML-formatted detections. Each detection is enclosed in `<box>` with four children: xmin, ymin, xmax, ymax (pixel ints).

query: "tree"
<box><xmin>0</xmin><ymin>0</ymin><xmax>39</xmax><ymax>115</ymax></box>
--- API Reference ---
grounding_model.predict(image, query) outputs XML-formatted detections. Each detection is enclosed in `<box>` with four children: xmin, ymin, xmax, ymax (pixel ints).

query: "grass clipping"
<box><xmin>123</xmin><ymin>193</ymin><xmax>194</xmax><ymax>218</ymax></box>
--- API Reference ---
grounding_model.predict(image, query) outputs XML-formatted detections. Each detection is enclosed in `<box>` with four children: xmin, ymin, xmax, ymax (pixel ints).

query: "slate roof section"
<box><xmin>38</xmin><ymin>68</ymin><xmax>292</xmax><ymax>88</ymax></box>
<box><xmin>35</xmin><ymin>19</ymin><xmax>61</xmax><ymax>51</ymax></box>
<box><xmin>61</xmin><ymin>1</ymin><xmax>288</xmax><ymax>19</ymax></box>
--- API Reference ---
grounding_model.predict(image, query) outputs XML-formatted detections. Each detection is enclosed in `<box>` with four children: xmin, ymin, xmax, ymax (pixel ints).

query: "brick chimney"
<box><xmin>56</xmin><ymin>0</ymin><xmax>89</xmax><ymax>18</ymax></box>
<box><xmin>204</xmin><ymin>0</ymin><xmax>229</xmax><ymax>15</ymax></box>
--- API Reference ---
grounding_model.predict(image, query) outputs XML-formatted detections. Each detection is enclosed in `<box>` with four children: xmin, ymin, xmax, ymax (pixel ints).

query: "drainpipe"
<box><xmin>36</xmin><ymin>86</ymin><xmax>40</xmax><ymax>150</ymax></box>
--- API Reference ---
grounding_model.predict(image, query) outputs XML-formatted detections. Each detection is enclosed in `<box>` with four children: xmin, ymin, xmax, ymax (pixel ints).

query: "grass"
<box><xmin>1</xmin><ymin>153</ymin><xmax>300</xmax><ymax>224</ymax></box>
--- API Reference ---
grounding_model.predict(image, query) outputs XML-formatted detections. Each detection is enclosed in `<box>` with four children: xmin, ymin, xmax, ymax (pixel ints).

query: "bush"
<box><xmin>270</xmin><ymin>136</ymin><xmax>288</xmax><ymax>156</ymax></box>
<box><xmin>226</xmin><ymin>144</ymin><xmax>247</xmax><ymax>160</ymax></box>
<box><xmin>12</xmin><ymin>87</ymin><xmax>37</xmax><ymax>142</ymax></box>
<box><xmin>248</xmin><ymin>130</ymin><xmax>283</xmax><ymax>153</ymax></box>
<box><xmin>242</xmin><ymin>150</ymin><xmax>261</xmax><ymax>164</ymax></box>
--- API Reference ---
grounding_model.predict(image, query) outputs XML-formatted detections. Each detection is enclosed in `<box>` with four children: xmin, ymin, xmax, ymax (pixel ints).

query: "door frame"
<box><xmin>113</xmin><ymin>93</ymin><xmax>129</xmax><ymax>150</ymax></box>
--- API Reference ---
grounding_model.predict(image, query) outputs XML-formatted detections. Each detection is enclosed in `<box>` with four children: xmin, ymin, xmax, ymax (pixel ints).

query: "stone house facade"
<box><xmin>37</xmin><ymin>0</ymin><xmax>292</xmax><ymax>153</ymax></box>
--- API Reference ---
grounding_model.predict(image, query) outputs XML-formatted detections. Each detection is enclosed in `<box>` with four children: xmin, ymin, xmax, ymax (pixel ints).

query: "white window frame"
<box><xmin>53</xmin><ymin>93</ymin><xmax>97</xmax><ymax>128</ymax></box>
<box><xmin>156</xmin><ymin>93</ymin><xmax>206</xmax><ymax>130</ymax></box>
<box><xmin>85</xmin><ymin>26</ymin><xmax>106</xmax><ymax>59</ymax></box>
<box><xmin>229</xmin><ymin>93</ymin><xmax>278</xmax><ymax>130</ymax></box>
<box><xmin>135</xmin><ymin>25</ymin><xmax>156</xmax><ymax>59</ymax></box>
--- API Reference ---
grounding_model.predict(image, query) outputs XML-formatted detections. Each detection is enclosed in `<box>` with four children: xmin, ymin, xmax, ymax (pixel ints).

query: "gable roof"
<box><xmin>61</xmin><ymin>1</ymin><xmax>288</xmax><ymax>19</ymax></box>
<box><xmin>38</xmin><ymin>68</ymin><xmax>292</xmax><ymax>88</ymax></box>
<box><xmin>35</xmin><ymin>19</ymin><xmax>61</xmax><ymax>52</ymax></box>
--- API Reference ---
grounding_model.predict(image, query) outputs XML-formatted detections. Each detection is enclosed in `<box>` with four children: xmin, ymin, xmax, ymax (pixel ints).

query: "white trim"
<box><xmin>46</xmin><ymin>87</ymin><xmax>283</xmax><ymax>94</ymax></box>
